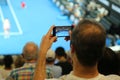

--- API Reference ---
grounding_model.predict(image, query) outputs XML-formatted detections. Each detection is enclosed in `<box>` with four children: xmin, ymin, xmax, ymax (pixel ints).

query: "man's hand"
<box><xmin>39</xmin><ymin>26</ymin><xmax>57</xmax><ymax>54</ymax></box>
<box><xmin>33</xmin><ymin>26</ymin><xmax>57</xmax><ymax>80</ymax></box>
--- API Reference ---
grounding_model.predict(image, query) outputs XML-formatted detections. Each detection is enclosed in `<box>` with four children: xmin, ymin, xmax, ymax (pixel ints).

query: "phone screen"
<box><xmin>53</xmin><ymin>26</ymin><xmax>73</xmax><ymax>37</ymax></box>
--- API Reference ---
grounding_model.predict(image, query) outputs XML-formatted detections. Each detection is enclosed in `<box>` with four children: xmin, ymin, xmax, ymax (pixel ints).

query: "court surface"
<box><xmin>0</xmin><ymin>0</ymin><xmax>72</xmax><ymax>55</ymax></box>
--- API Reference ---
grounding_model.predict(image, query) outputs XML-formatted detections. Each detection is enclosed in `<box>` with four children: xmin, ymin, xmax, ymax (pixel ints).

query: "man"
<box><xmin>46</xmin><ymin>49</ymin><xmax>62</xmax><ymax>78</ymax></box>
<box><xmin>55</xmin><ymin>47</ymin><xmax>72</xmax><ymax>75</ymax></box>
<box><xmin>33</xmin><ymin>19</ymin><xmax>120</xmax><ymax>80</ymax></box>
<box><xmin>7</xmin><ymin>42</ymin><xmax>53</xmax><ymax>80</ymax></box>
<box><xmin>0</xmin><ymin>55</ymin><xmax>13</xmax><ymax>80</ymax></box>
<box><xmin>7</xmin><ymin>42</ymin><xmax>38</xmax><ymax>80</ymax></box>
<box><xmin>3</xmin><ymin>18</ymin><xmax>10</xmax><ymax>38</ymax></box>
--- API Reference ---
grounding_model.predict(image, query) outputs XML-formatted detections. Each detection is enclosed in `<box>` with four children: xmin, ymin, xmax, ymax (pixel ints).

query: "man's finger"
<box><xmin>46</xmin><ymin>25</ymin><xmax>54</xmax><ymax>37</ymax></box>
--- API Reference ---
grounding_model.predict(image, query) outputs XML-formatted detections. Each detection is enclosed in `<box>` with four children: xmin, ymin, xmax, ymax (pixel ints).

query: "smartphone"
<box><xmin>53</xmin><ymin>25</ymin><xmax>74</xmax><ymax>37</ymax></box>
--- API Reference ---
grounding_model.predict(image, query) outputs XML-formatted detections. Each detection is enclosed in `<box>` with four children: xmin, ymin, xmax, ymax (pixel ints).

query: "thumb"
<box><xmin>50</xmin><ymin>36</ymin><xmax>57</xmax><ymax>43</ymax></box>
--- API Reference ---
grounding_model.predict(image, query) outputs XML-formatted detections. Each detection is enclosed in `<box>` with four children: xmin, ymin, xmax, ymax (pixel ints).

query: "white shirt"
<box><xmin>3</xmin><ymin>19</ymin><xmax>10</xmax><ymax>30</ymax></box>
<box><xmin>46</xmin><ymin>65</ymin><xmax>62</xmax><ymax>78</ymax></box>
<box><xmin>46</xmin><ymin>71</ymin><xmax>120</xmax><ymax>80</ymax></box>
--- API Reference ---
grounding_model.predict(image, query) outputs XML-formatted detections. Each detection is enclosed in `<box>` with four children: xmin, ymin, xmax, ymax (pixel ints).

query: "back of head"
<box><xmin>3</xmin><ymin>55</ymin><xmax>13</xmax><ymax>68</ymax></box>
<box><xmin>71</xmin><ymin>19</ymin><xmax>106</xmax><ymax>67</ymax></box>
<box><xmin>46</xmin><ymin>49</ymin><xmax>55</xmax><ymax>63</ymax></box>
<box><xmin>22</xmin><ymin>42</ymin><xmax>38</xmax><ymax>61</ymax></box>
<box><xmin>55</xmin><ymin>47</ymin><xmax>67</xmax><ymax>58</ymax></box>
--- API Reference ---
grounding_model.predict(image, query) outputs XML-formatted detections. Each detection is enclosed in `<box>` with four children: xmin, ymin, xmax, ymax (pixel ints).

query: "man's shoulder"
<box><xmin>46</xmin><ymin>74</ymin><xmax>70</xmax><ymax>80</ymax></box>
<box><xmin>10</xmin><ymin>68</ymin><xmax>22</xmax><ymax>74</ymax></box>
<box><xmin>46</xmin><ymin>74</ymin><xmax>120</xmax><ymax>80</ymax></box>
<box><xmin>10</xmin><ymin>66</ymin><xmax>35</xmax><ymax>75</ymax></box>
<box><xmin>8</xmin><ymin>66</ymin><xmax>35</xmax><ymax>80</ymax></box>
<box><xmin>53</xmin><ymin>65</ymin><xmax>62</xmax><ymax>69</ymax></box>
<box><xmin>106</xmin><ymin>74</ymin><xmax>120</xmax><ymax>80</ymax></box>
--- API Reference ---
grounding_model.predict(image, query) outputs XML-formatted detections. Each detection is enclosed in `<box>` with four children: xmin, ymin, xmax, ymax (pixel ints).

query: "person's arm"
<box><xmin>33</xmin><ymin>26</ymin><xmax>57</xmax><ymax>80</ymax></box>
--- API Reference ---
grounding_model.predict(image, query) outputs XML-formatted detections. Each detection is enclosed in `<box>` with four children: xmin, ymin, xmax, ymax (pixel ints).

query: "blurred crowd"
<box><xmin>0</xmin><ymin>42</ymin><xmax>119</xmax><ymax>80</ymax></box>
<box><xmin>53</xmin><ymin>0</ymin><xmax>108</xmax><ymax>25</ymax></box>
<box><xmin>53</xmin><ymin>0</ymin><xmax>120</xmax><ymax>52</ymax></box>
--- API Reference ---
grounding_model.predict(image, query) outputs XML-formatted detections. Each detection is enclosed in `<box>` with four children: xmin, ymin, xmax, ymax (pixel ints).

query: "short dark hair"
<box><xmin>98</xmin><ymin>47</ymin><xmax>119</xmax><ymax>75</ymax></box>
<box><xmin>55</xmin><ymin>47</ymin><xmax>67</xmax><ymax>58</ymax></box>
<box><xmin>3</xmin><ymin>55</ymin><xmax>13</xmax><ymax>68</ymax></box>
<box><xmin>71</xmin><ymin>19</ymin><xmax>106</xmax><ymax>66</ymax></box>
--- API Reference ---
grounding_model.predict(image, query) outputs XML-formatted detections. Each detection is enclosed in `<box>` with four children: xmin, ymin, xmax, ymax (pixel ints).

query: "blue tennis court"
<box><xmin>0</xmin><ymin>0</ymin><xmax>72</xmax><ymax>55</ymax></box>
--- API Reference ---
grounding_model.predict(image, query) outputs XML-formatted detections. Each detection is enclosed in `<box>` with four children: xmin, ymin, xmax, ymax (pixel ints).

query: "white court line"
<box><xmin>0</xmin><ymin>5</ymin><xmax>21</xmax><ymax>36</ymax></box>
<box><xmin>0</xmin><ymin>6</ymin><xmax>5</xmax><ymax>23</ymax></box>
<box><xmin>0</xmin><ymin>32</ymin><xmax>22</xmax><ymax>35</ymax></box>
<box><xmin>7</xmin><ymin>0</ymin><xmax>23</xmax><ymax>35</ymax></box>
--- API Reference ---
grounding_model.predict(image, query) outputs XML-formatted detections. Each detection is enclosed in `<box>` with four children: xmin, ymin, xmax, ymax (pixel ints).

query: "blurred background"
<box><xmin>0</xmin><ymin>0</ymin><xmax>120</xmax><ymax>55</ymax></box>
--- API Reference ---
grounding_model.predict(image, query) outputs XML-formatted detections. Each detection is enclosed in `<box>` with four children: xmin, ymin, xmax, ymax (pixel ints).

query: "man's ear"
<box><xmin>70</xmin><ymin>44</ymin><xmax>75</xmax><ymax>54</ymax></box>
<box><xmin>22</xmin><ymin>53</ymin><xmax>24</xmax><ymax>58</ymax></box>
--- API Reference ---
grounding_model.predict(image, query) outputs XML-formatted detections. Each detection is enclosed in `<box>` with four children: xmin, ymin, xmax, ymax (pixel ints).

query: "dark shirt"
<box><xmin>55</xmin><ymin>61</ymin><xmax>73</xmax><ymax>75</ymax></box>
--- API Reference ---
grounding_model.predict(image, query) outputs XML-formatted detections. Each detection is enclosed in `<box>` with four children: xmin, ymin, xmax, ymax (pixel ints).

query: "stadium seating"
<box><xmin>52</xmin><ymin>0</ymin><xmax>120</xmax><ymax>36</ymax></box>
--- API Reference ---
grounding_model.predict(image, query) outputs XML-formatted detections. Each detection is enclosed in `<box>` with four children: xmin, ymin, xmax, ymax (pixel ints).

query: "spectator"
<box><xmin>7</xmin><ymin>42</ymin><xmax>38</xmax><ymax>80</ymax></box>
<box><xmin>73</xmin><ymin>3</ymin><xmax>85</xmax><ymax>19</ymax></box>
<box><xmin>0</xmin><ymin>56</ymin><xmax>4</xmax><ymax>69</ymax></box>
<box><xmin>98</xmin><ymin>47</ymin><xmax>119</xmax><ymax>75</ymax></box>
<box><xmin>55</xmin><ymin>47</ymin><xmax>73</xmax><ymax>75</ymax></box>
<box><xmin>97</xmin><ymin>5</ymin><xmax>108</xmax><ymax>19</ymax></box>
<box><xmin>7</xmin><ymin>42</ymin><xmax>53</xmax><ymax>80</ymax></box>
<box><xmin>33</xmin><ymin>19</ymin><xmax>120</xmax><ymax>80</ymax></box>
<box><xmin>63</xmin><ymin>2</ymin><xmax>73</xmax><ymax>17</ymax></box>
<box><xmin>14</xmin><ymin>55</ymin><xmax>25</xmax><ymax>68</ymax></box>
<box><xmin>87</xmin><ymin>0</ymin><xmax>97</xmax><ymax>11</ymax></box>
<box><xmin>46</xmin><ymin>49</ymin><xmax>62</xmax><ymax>78</ymax></box>
<box><xmin>116</xmin><ymin>51</ymin><xmax>120</xmax><ymax>75</ymax></box>
<box><xmin>0</xmin><ymin>55</ymin><xmax>13</xmax><ymax>80</ymax></box>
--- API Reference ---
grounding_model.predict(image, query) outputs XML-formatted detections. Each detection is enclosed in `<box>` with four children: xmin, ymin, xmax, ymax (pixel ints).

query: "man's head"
<box><xmin>22</xmin><ymin>42</ymin><xmax>38</xmax><ymax>61</ymax></box>
<box><xmin>71</xmin><ymin>19</ymin><xmax>106</xmax><ymax>67</ymax></box>
<box><xmin>55</xmin><ymin>47</ymin><xmax>67</xmax><ymax>59</ymax></box>
<box><xmin>4</xmin><ymin>55</ymin><xmax>13</xmax><ymax>68</ymax></box>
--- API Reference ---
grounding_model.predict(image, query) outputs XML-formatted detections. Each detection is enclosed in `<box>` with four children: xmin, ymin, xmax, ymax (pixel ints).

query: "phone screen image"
<box><xmin>53</xmin><ymin>26</ymin><xmax>73</xmax><ymax>37</ymax></box>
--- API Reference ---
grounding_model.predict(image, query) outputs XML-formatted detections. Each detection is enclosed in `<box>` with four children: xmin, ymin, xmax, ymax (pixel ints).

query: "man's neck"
<box><xmin>59</xmin><ymin>56</ymin><xmax>67</xmax><ymax>62</ymax></box>
<box><xmin>5</xmin><ymin>67</ymin><xmax>12</xmax><ymax>70</ymax></box>
<box><xmin>73</xmin><ymin>63</ymin><xmax>99</xmax><ymax>78</ymax></box>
